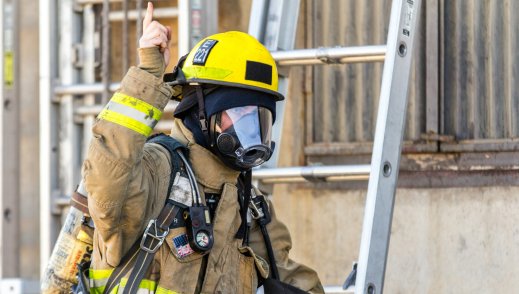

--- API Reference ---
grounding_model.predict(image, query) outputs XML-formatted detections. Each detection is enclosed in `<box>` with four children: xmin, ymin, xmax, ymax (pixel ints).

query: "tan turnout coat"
<box><xmin>82</xmin><ymin>66</ymin><xmax>324</xmax><ymax>293</ymax></box>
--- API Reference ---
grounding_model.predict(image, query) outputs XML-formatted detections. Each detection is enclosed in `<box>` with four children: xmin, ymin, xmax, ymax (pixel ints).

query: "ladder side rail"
<box><xmin>355</xmin><ymin>0</ymin><xmax>422</xmax><ymax>293</ymax></box>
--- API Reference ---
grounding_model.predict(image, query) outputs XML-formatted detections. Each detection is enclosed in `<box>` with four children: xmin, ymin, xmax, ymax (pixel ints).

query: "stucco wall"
<box><xmin>272</xmin><ymin>185</ymin><xmax>519</xmax><ymax>293</ymax></box>
<box><xmin>19</xmin><ymin>0</ymin><xmax>40</xmax><ymax>280</ymax></box>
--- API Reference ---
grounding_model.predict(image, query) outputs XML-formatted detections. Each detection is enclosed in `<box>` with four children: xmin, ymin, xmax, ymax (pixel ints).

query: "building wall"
<box><xmin>272</xmin><ymin>185</ymin><xmax>519</xmax><ymax>293</ymax></box>
<box><xmin>269</xmin><ymin>1</ymin><xmax>519</xmax><ymax>292</ymax></box>
<box><xmin>19</xmin><ymin>0</ymin><xmax>40</xmax><ymax>280</ymax></box>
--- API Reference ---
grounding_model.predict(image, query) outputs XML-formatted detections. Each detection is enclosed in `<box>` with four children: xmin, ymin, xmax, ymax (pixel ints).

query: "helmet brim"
<box><xmin>174</xmin><ymin>85</ymin><xmax>278</xmax><ymax>122</ymax></box>
<box><xmin>185</xmin><ymin>79</ymin><xmax>284</xmax><ymax>101</ymax></box>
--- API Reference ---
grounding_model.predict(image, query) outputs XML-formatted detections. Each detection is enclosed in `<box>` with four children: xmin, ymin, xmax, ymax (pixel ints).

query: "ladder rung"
<box><xmin>252</xmin><ymin>165</ymin><xmax>371</xmax><ymax>183</ymax></box>
<box><xmin>76</xmin><ymin>0</ymin><xmax>124</xmax><ymax>4</ymax></box>
<box><xmin>271</xmin><ymin>45</ymin><xmax>386</xmax><ymax>66</ymax></box>
<box><xmin>54</xmin><ymin>83</ymin><xmax>121</xmax><ymax>96</ymax></box>
<box><xmin>74</xmin><ymin>101</ymin><xmax>178</xmax><ymax>116</ymax></box>
<box><xmin>323</xmin><ymin>286</ymin><xmax>354</xmax><ymax>294</ymax></box>
<box><xmin>109</xmin><ymin>8</ymin><xmax>178</xmax><ymax>21</ymax></box>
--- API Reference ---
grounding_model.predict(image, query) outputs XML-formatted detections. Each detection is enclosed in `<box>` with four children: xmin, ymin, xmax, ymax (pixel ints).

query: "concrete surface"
<box><xmin>272</xmin><ymin>185</ymin><xmax>519</xmax><ymax>294</ymax></box>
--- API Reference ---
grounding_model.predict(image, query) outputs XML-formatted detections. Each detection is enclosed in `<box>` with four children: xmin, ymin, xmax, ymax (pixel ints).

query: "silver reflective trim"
<box><xmin>105</xmin><ymin>100</ymin><xmax>159</xmax><ymax>129</ymax></box>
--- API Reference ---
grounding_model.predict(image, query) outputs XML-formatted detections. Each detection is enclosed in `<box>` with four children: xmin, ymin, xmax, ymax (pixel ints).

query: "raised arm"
<box><xmin>82</xmin><ymin>2</ymin><xmax>173</xmax><ymax>267</ymax></box>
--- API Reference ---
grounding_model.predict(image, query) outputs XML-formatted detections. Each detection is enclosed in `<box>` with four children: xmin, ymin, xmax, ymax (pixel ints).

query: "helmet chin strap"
<box><xmin>194</xmin><ymin>84</ymin><xmax>211</xmax><ymax>146</ymax></box>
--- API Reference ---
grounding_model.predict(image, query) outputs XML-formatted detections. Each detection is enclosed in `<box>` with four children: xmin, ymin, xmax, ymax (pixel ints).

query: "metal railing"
<box><xmin>272</xmin><ymin>45</ymin><xmax>386</xmax><ymax>66</ymax></box>
<box><xmin>252</xmin><ymin>165</ymin><xmax>371</xmax><ymax>183</ymax></box>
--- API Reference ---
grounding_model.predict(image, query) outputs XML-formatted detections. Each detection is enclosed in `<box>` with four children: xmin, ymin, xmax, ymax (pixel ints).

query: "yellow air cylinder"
<box><xmin>41</xmin><ymin>182</ymin><xmax>93</xmax><ymax>293</ymax></box>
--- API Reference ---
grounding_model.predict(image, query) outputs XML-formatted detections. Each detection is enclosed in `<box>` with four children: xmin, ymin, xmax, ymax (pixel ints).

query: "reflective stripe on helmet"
<box><xmin>97</xmin><ymin>92</ymin><xmax>162</xmax><ymax>136</ymax></box>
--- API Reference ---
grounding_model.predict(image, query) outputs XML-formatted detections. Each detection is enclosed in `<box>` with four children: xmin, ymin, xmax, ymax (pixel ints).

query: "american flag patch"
<box><xmin>173</xmin><ymin>234</ymin><xmax>194</xmax><ymax>258</ymax></box>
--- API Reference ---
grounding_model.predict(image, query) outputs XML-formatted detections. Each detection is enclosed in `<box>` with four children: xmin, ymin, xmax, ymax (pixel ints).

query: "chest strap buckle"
<box><xmin>140</xmin><ymin>219</ymin><xmax>169</xmax><ymax>253</ymax></box>
<box><xmin>249</xmin><ymin>198</ymin><xmax>265</xmax><ymax>220</ymax></box>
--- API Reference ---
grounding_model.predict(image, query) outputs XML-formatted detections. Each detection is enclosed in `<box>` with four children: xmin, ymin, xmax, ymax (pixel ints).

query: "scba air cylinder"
<box><xmin>41</xmin><ymin>184</ymin><xmax>93</xmax><ymax>293</ymax></box>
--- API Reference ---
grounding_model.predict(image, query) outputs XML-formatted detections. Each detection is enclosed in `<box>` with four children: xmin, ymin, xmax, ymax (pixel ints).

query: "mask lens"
<box><xmin>212</xmin><ymin>106</ymin><xmax>273</xmax><ymax>169</ymax></box>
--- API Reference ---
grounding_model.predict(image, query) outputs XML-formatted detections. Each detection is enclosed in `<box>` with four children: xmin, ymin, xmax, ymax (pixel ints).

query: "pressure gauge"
<box><xmin>195</xmin><ymin>231</ymin><xmax>211</xmax><ymax>248</ymax></box>
<box><xmin>186</xmin><ymin>206</ymin><xmax>214</xmax><ymax>252</ymax></box>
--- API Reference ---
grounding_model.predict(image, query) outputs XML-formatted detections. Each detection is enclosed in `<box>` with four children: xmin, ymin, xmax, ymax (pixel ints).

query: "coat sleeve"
<box><xmin>248</xmin><ymin>198</ymin><xmax>325</xmax><ymax>294</ymax></box>
<box><xmin>82</xmin><ymin>66</ymin><xmax>173</xmax><ymax>267</ymax></box>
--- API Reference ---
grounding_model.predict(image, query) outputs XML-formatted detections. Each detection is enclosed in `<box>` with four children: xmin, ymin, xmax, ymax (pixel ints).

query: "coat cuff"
<box><xmin>120</xmin><ymin>66</ymin><xmax>173</xmax><ymax>111</ymax></box>
<box><xmin>138</xmin><ymin>47</ymin><xmax>165</xmax><ymax>79</ymax></box>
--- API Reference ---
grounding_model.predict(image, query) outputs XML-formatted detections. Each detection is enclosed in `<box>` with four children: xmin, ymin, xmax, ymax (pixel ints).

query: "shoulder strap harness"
<box><xmin>73</xmin><ymin>133</ymin><xmax>192</xmax><ymax>294</ymax></box>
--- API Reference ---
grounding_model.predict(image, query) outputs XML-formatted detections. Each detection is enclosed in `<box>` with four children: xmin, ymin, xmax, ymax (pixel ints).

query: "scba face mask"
<box><xmin>209</xmin><ymin>106</ymin><xmax>273</xmax><ymax>170</ymax></box>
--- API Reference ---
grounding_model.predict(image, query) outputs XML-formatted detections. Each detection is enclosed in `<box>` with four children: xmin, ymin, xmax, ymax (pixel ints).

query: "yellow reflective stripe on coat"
<box><xmin>98</xmin><ymin>92</ymin><xmax>162</xmax><ymax>136</ymax></box>
<box><xmin>119</xmin><ymin>278</ymin><xmax>157</xmax><ymax>292</ymax></box>
<box><xmin>88</xmin><ymin>268</ymin><xmax>180</xmax><ymax>294</ymax></box>
<box><xmin>89</xmin><ymin>268</ymin><xmax>113</xmax><ymax>280</ymax></box>
<box><xmin>156</xmin><ymin>286</ymin><xmax>180</xmax><ymax>294</ymax></box>
<box><xmin>89</xmin><ymin>268</ymin><xmax>113</xmax><ymax>293</ymax></box>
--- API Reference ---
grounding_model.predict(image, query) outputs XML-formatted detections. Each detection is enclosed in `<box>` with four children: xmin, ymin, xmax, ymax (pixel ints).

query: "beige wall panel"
<box><xmin>219</xmin><ymin>0</ymin><xmax>251</xmax><ymax>33</ymax></box>
<box><xmin>110</xmin><ymin>0</ymin><xmax>179</xmax><ymax>81</ymax></box>
<box><xmin>272</xmin><ymin>185</ymin><xmax>519</xmax><ymax>293</ymax></box>
<box><xmin>19</xmin><ymin>0</ymin><xmax>40</xmax><ymax>280</ymax></box>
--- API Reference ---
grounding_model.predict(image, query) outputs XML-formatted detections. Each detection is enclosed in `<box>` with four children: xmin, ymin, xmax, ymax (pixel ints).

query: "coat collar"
<box><xmin>170</xmin><ymin>119</ymin><xmax>240</xmax><ymax>192</ymax></box>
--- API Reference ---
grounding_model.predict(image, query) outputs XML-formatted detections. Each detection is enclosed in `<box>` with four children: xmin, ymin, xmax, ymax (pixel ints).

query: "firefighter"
<box><xmin>82</xmin><ymin>2</ymin><xmax>324</xmax><ymax>293</ymax></box>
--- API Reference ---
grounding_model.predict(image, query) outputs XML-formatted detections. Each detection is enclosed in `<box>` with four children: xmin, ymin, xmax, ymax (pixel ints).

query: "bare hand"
<box><xmin>139</xmin><ymin>2</ymin><xmax>171</xmax><ymax>67</ymax></box>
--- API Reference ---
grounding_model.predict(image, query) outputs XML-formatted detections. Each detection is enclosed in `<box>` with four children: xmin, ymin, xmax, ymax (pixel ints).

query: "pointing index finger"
<box><xmin>143</xmin><ymin>2</ymin><xmax>153</xmax><ymax>31</ymax></box>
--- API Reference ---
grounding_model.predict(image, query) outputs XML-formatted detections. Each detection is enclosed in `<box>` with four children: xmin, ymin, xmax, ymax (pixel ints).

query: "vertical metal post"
<box><xmin>248</xmin><ymin>0</ymin><xmax>300</xmax><ymax>168</ymax></box>
<box><xmin>58</xmin><ymin>0</ymin><xmax>82</xmax><ymax>201</ymax></box>
<box><xmin>248</xmin><ymin>0</ymin><xmax>268</xmax><ymax>39</ymax></box>
<box><xmin>136</xmin><ymin>0</ymin><xmax>143</xmax><ymax>56</ymax></box>
<box><xmin>355</xmin><ymin>0</ymin><xmax>422</xmax><ymax>293</ymax></box>
<box><xmin>82</xmin><ymin>4</ymin><xmax>96</xmax><ymax>159</ymax></box>
<box><xmin>178</xmin><ymin>0</ymin><xmax>218</xmax><ymax>57</ymax></box>
<box><xmin>122</xmin><ymin>0</ymin><xmax>129</xmax><ymax>73</ymax></box>
<box><xmin>178</xmin><ymin>0</ymin><xmax>189</xmax><ymax>56</ymax></box>
<box><xmin>102</xmin><ymin>0</ymin><xmax>111</xmax><ymax>103</ymax></box>
<box><xmin>0</xmin><ymin>0</ymin><xmax>20</xmax><ymax>278</ymax></box>
<box><xmin>39</xmin><ymin>0</ymin><xmax>59</xmax><ymax>275</ymax></box>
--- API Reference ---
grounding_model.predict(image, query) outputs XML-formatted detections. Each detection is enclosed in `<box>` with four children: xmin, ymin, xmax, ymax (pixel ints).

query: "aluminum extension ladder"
<box><xmin>248</xmin><ymin>1</ymin><xmax>422</xmax><ymax>293</ymax></box>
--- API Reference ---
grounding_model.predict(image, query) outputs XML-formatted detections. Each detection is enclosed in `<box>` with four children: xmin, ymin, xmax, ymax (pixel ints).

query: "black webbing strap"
<box><xmin>103</xmin><ymin>134</ymin><xmax>188</xmax><ymax>294</ymax></box>
<box><xmin>260</xmin><ymin>224</ymin><xmax>279</xmax><ymax>280</ymax></box>
<box><xmin>146</xmin><ymin>133</ymin><xmax>187</xmax><ymax>198</ymax></box>
<box><xmin>103</xmin><ymin>239</ymin><xmax>141</xmax><ymax>293</ymax></box>
<box><xmin>252</xmin><ymin>195</ymin><xmax>279</xmax><ymax>280</ymax></box>
<box><xmin>122</xmin><ymin>202</ymin><xmax>182</xmax><ymax>294</ymax></box>
<box><xmin>252</xmin><ymin>196</ymin><xmax>308</xmax><ymax>293</ymax></box>
<box><xmin>235</xmin><ymin>170</ymin><xmax>252</xmax><ymax>239</ymax></box>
